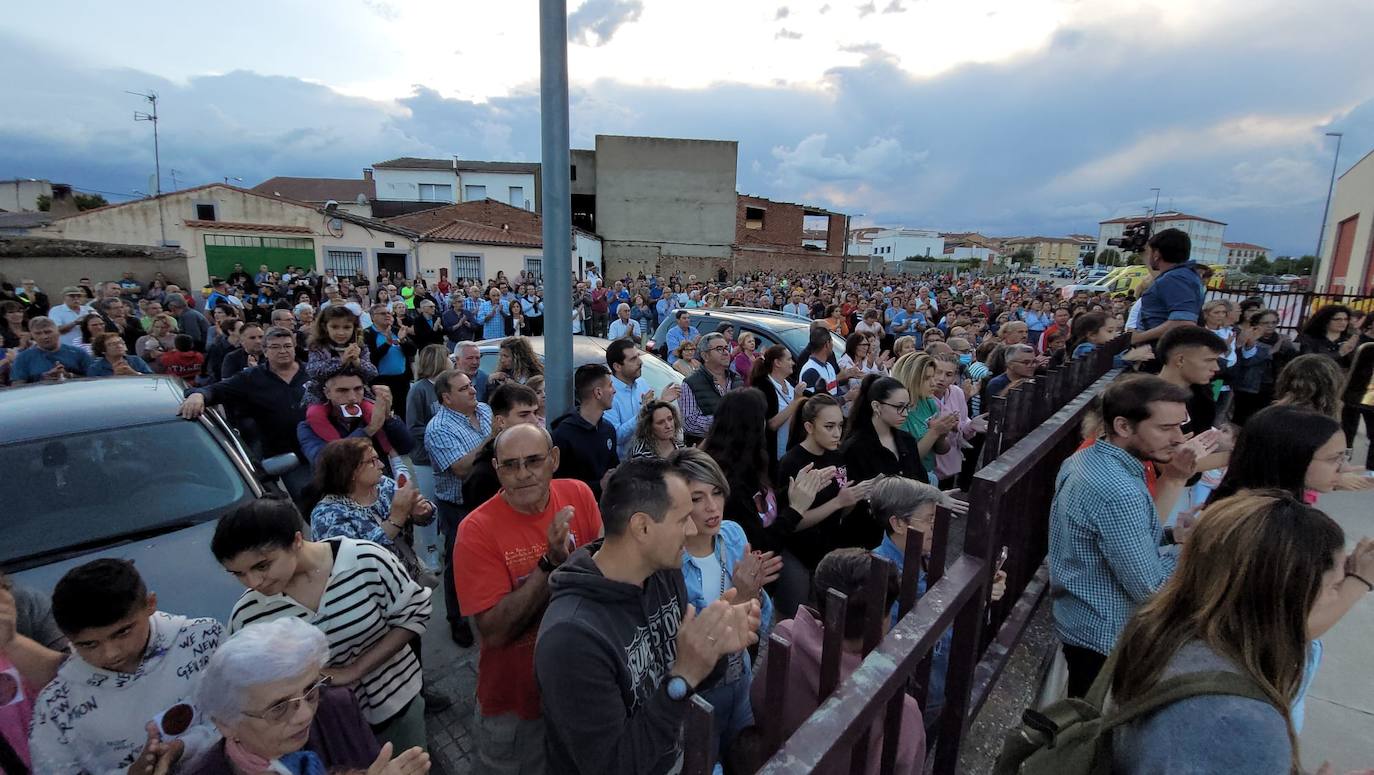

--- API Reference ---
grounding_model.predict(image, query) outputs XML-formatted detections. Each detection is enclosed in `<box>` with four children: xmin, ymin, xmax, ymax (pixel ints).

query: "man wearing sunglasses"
<box><xmin>454</xmin><ymin>423</ymin><xmax>603</xmax><ymax>775</ymax></box>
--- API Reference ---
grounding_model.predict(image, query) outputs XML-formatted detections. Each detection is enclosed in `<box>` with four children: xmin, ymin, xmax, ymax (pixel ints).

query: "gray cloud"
<box><xmin>3</xmin><ymin>5</ymin><xmax>1374</xmax><ymax>256</ymax></box>
<box><xmin>882</xmin><ymin>0</ymin><xmax>906</xmax><ymax>14</ymax></box>
<box><xmin>568</xmin><ymin>0</ymin><xmax>644</xmax><ymax>47</ymax></box>
<box><xmin>776</xmin><ymin>29</ymin><xmax>803</xmax><ymax>40</ymax></box>
<box><xmin>819</xmin><ymin>4</ymin><xmax>831</xmax><ymax>13</ymax></box>
<box><xmin>856</xmin><ymin>2</ymin><xmax>875</xmax><ymax>18</ymax></box>
<box><xmin>776</xmin><ymin>6</ymin><xmax>789</xmax><ymax>20</ymax></box>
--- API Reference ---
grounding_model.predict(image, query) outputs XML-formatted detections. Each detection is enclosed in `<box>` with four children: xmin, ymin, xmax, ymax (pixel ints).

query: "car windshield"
<box><xmin>1</xmin><ymin>421</ymin><xmax>250</xmax><ymax>567</ymax></box>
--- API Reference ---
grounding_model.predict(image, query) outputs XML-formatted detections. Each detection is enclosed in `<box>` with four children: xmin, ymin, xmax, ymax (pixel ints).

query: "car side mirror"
<box><xmin>261</xmin><ymin>453</ymin><xmax>299</xmax><ymax>478</ymax></box>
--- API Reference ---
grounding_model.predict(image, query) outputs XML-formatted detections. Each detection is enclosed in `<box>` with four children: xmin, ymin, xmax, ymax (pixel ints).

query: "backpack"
<box><xmin>993</xmin><ymin>648</ymin><xmax>1274</xmax><ymax>775</ymax></box>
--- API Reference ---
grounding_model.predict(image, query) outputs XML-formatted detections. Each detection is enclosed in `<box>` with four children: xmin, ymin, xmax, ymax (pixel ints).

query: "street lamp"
<box><xmin>223</xmin><ymin>176</ymin><xmax>243</xmax><ymax>186</ymax></box>
<box><xmin>1148</xmin><ymin>187</ymin><xmax>1161</xmax><ymax>235</ymax></box>
<box><xmin>1316</xmin><ymin>132</ymin><xmax>1344</xmax><ymax>263</ymax></box>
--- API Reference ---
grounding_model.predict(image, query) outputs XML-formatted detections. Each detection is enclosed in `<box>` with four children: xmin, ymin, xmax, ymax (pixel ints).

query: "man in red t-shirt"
<box><xmin>454</xmin><ymin>423</ymin><xmax>603</xmax><ymax>774</ymax></box>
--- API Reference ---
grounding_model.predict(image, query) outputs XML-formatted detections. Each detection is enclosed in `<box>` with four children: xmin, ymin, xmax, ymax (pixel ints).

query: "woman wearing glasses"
<box><xmin>190</xmin><ymin>616</ymin><xmax>429</xmax><ymax>775</ymax></box>
<box><xmin>839</xmin><ymin>375</ymin><xmax>931</xmax><ymax>550</ymax></box>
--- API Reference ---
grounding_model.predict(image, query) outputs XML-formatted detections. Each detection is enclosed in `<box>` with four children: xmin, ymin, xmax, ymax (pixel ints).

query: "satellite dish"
<box><xmin>327</xmin><ymin>217</ymin><xmax>344</xmax><ymax>237</ymax></box>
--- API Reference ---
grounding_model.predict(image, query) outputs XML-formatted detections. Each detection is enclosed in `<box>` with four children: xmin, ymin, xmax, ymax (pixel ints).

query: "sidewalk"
<box><xmin>420</xmin><ymin>591</ymin><xmax>479</xmax><ymax>775</ymax></box>
<box><xmin>1299</xmin><ymin>486</ymin><xmax>1374</xmax><ymax>773</ymax></box>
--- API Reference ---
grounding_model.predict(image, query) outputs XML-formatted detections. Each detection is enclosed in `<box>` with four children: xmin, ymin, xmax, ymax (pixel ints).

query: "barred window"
<box><xmin>326</xmin><ymin>249</ymin><xmax>365</xmax><ymax>277</ymax></box>
<box><xmin>453</xmin><ymin>255</ymin><xmax>483</xmax><ymax>283</ymax></box>
<box><xmin>524</xmin><ymin>256</ymin><xmax>543</xmax><ymax>280</ymax></box>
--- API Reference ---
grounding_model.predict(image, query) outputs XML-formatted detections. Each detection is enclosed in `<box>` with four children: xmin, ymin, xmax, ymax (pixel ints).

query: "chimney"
<box><xmin>49</xmin><ymin>183</ymin><xmax>79</xmax><ymax>217</ymax></box>
<box><xmin>362</xmin><ymin>168</ymin><xmax>373</xmax><ymax>182</ymax></box>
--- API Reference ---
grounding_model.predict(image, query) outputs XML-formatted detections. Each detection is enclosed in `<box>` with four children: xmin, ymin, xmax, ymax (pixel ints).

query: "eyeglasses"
<box><xmin>265</xmin><ymin>344</ymin><xmax>295</xmax><ymax>352</ymax></box>
<box><xmin>706</xmin><ymin>346</ymin><xmax>729</xmax><ymax>354</ymax></box>
<box><xmin>495</xmin><ymin>453</ymin><xmax>551</xmax><ymax>472</ymax></box>
<box><xmin>879</xmin><ymin>401</ymin><xmax>911</xmax><ymax>413</ymax></box>
<box><xmin>242</xmin><ymin>676</ymin><xmax>329</xmax><ymax>722</ymax></box>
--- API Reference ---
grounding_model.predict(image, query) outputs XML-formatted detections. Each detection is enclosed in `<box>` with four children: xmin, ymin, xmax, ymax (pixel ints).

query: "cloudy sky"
<box><xmin>5</xmin><ymin>0</ymin><xmax>1374</xmax><ymax>255</ymax></box>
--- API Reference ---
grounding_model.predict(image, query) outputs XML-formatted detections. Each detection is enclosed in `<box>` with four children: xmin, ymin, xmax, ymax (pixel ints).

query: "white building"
<box><xmin>0</xmin><ymin>179</ymin><xmax>53</xmax><ymax>212</ymax></box>
<box><xmin>1222</xmin><ymin>242</ymin><xmax>1271</xmax><ymax>267</ymax></box>
<box><xmin>870</xmin><ymin>228</ymin><xmax>945</xmax><ymax>263</ymax></box>
<box><xmin>371</xmin><ymin>157</ymin><xmax>540</xmax><ymax>213</ymax></box>
<box><xmin>847</xmin><ymin>227</ymin><xmax>879</xmax><ymax>256</ymax></box>
<box><xmin>1097</xmin><ymin>211</ymin><xmax>1227</xmax><ymax>265</ymax></box>
<box><xmin>1315</xmin><ymin>146</ymin><xmax>1374</xmax><ymax>292</ymax></box>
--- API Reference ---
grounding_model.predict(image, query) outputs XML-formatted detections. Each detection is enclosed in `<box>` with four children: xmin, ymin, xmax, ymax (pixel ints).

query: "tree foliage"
<box><xmin>1096</xmin><ymin>249</ymin><xmax>1122</xmax><ymax>267</ymax></box>
<box><xmin>35</xmin><ymin>192</ymin><xmax>108</xmax><ymax>212</ymax></box>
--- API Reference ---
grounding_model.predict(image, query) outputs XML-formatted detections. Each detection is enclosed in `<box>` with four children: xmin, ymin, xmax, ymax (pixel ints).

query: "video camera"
<box><xmin>1107</xmin><ymin>220</ymin><xmax>1152</xmax><ymax>253</ymax></box>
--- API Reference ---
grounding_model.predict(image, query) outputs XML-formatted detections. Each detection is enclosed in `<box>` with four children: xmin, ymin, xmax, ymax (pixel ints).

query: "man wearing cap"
<box><xmin>47</xmin><ymin>287</ymin><xmax>97</xmax><ymax>347</ymax></box>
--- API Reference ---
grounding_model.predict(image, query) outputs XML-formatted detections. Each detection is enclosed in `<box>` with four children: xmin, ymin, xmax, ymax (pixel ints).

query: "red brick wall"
<box><xmin>736</xmin><ymin>195</ymin><xmax>807</xmax><ymax>249</ymax></box>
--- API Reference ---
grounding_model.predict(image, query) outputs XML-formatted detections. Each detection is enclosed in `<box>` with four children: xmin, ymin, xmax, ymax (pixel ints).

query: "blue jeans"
<box><xmin>698</xmin><ymin>668</ymin><xmax>753</xmax><ymax>761</ymax></box>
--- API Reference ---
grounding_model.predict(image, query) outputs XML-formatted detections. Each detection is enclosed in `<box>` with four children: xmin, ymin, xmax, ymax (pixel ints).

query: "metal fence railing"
<box><xmin>682</xmin><ymin>336</ymin><xmax>1129</xmax><ymax>774</ymax></box>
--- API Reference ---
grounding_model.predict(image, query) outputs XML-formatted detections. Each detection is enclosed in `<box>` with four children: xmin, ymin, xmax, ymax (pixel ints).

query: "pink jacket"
<box><xmin>750</xmin><ymin>607</ymin><xmax>925</xmax><ymax>775</ymax></box>
<box><xmin>933</xmin><ymin>385</ymin><xmax>976</xmax><ymax>480</ymax></box>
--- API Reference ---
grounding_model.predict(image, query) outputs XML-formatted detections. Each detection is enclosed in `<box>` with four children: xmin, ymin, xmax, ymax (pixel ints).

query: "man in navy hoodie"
<box><xmin>551</xmin><ymin>364</ymin><xmax>620</xmax><ymax>499</ymax></box>
<box><xmin>535</xmin><ymin>459</ymin><xmax>761</xmax><ymax>775</ymax></box>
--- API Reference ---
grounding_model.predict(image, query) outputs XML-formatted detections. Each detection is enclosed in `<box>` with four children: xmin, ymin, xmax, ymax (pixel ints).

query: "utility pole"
<box><xmin>128</xmin><ymin>90</ymin><xmax>167</xmax><ymax>246</ymax></box>
<box><xmin>539</xmin><ymin>0</ymin><xmax>573</xmax><ymax>420</ymax></box>
<box><xmin>1316</xmin><ymin>132</ymin><xmax>1344</xmax><ymax>263</ymax></box>
<box><xmin>1148</xmin><ymin>187</ymin><xmax>1161</xmax><ymax>234</ymax></box>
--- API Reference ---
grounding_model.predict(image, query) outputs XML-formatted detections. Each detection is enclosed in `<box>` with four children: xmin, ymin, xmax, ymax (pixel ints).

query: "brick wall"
<box><xmin>736</xmin><ymin>195</ymin><xmax>806</xmax><ymax>249</ymax></box>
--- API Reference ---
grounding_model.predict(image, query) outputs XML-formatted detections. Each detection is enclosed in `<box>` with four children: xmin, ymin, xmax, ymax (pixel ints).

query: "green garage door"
<box><xmin>203</xmin><ymin>234</ymin><xmax>315</xmax><ymax>281</ymax></box>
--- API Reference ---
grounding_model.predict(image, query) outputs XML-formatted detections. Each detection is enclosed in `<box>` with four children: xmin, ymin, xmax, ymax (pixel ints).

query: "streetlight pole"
<box><xmin>1316</xmin><ymin>132</ymin><xmax>1344</xmax><ymax>263</ymax></box>
<box><xmin>539</xmin><ymin>0</ymin><xmax>573</xmax><ymax>420</ymax></box>
<box><xmin>843</xmin><ymin>212</ymin><xmax>864</xmax><ymax>273</ymax></box>
<box><xmin>1148</xmin><ymin>187</ymin><xmax>1160</xmax><ymax>235</ymax></box>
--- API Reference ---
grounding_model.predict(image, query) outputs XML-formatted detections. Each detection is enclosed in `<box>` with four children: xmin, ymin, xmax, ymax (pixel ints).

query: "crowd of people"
<box><xmin>2</xmin><ymin>225</ymin><xmax>1373</xmax><ymax>774</ymax></box>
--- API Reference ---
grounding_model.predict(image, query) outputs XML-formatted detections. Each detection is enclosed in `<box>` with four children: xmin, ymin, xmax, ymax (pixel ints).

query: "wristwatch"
<box><xmin>666</xmin><ymin>675</ymin><xmax>692</xmax><ymax>702</ymax></box>
<box><xmin>538</xmin><ymin>554</ymin><xmax>558</xmax><ymax>574</ymax></box>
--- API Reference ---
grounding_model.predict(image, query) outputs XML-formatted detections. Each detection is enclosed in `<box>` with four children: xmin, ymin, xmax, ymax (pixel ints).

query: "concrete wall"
<box><xmin>373</xmin><ymin>167</ymin><xmax>457</xmax><ymax>202</ymax></box>
<box><xmin>0</xmin><ymin>236</ymin><xmax>191</xmax><ymax>291</ymax></box>
<box><xmin>1319</xmin><ymin>151</ymin><xmax>1374</xmax><ymax>291</ymax></box>
<box><xmin>0</xmin><ymin>180</ymin><xmax>52</xmax><ymax>212</ymax></box>
<box><xmin>458</xmin><ymin>172</ymin><xmax>536</xmax><ymax>211</ymax></box>
<box><xmin>594</xmin><ymin>135</ymin><xmax>737</xmax><ymax>259</ymax></box>
<box><xmin>872</xmin><ymin>230</ymin><xmax>945</xmax><ymax>263</ymax></box>
<box><xmin>415</xmin><ymin>242</ymin><xmax>536</xmax><ymax>286</ymax></box>
<box><xmin>570</xmin><ymin>149</ymin><xmax>597</xmax><ymax>197</ymax></box>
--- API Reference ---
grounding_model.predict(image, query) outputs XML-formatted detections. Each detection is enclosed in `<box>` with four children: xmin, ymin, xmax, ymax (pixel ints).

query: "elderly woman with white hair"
<box><xmin>186</xmin><ymin>617</ymin><xmax>430</xmax><ymax>775</ymax></box>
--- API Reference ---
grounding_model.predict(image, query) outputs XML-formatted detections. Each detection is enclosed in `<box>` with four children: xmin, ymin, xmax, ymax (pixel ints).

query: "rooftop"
<box><xmin>372</xmin><ymin>157</ymin><xmax>539</xmax><ymax>174</ymax></box>
<box><xmin>1223</xmin><ymin>241</ymin><xmax>1270</xmax><ymax>251</ymax></box>
<box><xmin>1099</xmin><ymin>211</ymin><xmax>1227</xmax><ymax>226</ymax></box>
<box><xmin>251</xmin><ymin>176</ymin><xmax>375</xmax><ymax>203</ymax></box>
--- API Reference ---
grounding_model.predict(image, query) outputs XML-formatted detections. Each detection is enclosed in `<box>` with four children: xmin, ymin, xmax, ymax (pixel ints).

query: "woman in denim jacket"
<box><xmin>673</xmin><ymin>448</ymin><xmax>781</xmax><ymax>765</ymax></box>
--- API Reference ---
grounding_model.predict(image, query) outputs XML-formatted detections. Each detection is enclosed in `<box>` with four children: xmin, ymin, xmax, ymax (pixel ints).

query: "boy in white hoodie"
<box><xmin>28</xmin><ymin>559</ymin><xmax>223</xmax><ymax>775</ymax></box>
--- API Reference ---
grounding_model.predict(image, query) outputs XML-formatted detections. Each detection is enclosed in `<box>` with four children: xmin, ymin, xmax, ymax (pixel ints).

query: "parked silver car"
<box><xmin>2</xmin><ymin>376</ymin><xmax>294</xmax><ymax>620</ymax></box>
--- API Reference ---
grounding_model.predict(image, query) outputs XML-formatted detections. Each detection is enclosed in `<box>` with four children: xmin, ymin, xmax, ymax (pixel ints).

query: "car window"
<box><xmin>639</xmin><ymin>354</ymin><xmax>683</xmax><ymax>396</ymax></box>
<box><xmin>2</xmin><ymin>421</ymin><xmax>250</xmax><ymax>567</ymax></box>
<box><xmin>744</xmin><ymin>326</ymin><xmax>780</xmax><ymax>351</ymax></box>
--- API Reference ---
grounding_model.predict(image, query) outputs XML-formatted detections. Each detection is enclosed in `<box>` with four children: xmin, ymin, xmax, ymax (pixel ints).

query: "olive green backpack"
<box><xmin>993</xmin><ymin>648</ymin><xmax>1274</xmax><ymax>775</ymax></box>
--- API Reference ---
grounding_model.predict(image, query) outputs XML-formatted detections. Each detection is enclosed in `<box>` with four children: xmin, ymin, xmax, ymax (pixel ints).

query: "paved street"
<box><xmin>420</xmin><ymin>591</ymin><xmax>479</xmax><ymax>775</ymax></box>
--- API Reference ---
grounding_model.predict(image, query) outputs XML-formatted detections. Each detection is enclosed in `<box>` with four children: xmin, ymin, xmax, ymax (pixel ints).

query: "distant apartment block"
<box><xmin>1222</xmin><ymin>242</ymin><xmax>1271</xmax><ymax>267</ymax></box>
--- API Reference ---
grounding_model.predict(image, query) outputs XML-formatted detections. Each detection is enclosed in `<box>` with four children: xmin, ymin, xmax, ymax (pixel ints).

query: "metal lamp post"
<box><xmin>1316</xmin><ymin>132</ymin><xmax>1344</xmax><ymax>267</ymax></box>
<box><xmin>539</xmin><ymin>0</ymin><xmax>573</xmax><ymax>420</ymax></box>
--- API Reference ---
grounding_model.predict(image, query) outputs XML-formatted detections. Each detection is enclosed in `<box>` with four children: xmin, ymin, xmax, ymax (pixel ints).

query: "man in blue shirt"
<box><xmin>1048</xmin><ymin>375</ymin><xmax>1191</xmax><ymax>696</ymax></box>
<box><xmin>11</xmin><ymin>316</ymin><xmax>93</xmax><ymax>382</ymax></box>
<box><xmin>1132</xmin><ymin>228</ymin><xmax>1205</xmax><ymax>347</ymax></box>
<box><xmin>604</xmin><ymin>339</ymin><xmax>681</xmax><ymax>455</ymax></box>
<box><xmin>665</xmin><ymin>310</ymin><xmax>700</xmax><ymax>364</ymax></box>
<box><xmin>887</xmin><ymin>299</ymin><xmax>926</xmax><ymax>339</ymax></box>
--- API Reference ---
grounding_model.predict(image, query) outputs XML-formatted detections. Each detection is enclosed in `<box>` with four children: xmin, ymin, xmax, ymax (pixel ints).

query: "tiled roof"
<box><xmin>454</xmin><ymin>160</ymin><xmax>539</xmax><ymax>174</ymax></box>
<box><xmin>184</xmin><ymin>220</ymin><xmax>313</xmax><ymax>234</ymax></box>
<box><xmin>372</xmin><ymin>157</ymin><xmax>454</xmax><ymax>170</ymax></box>
<box><xmin>252</xmin><ymin>176</ymin><xmax>375</xmax><ymax>203</ymax></box>
<box><xmin>423</xmin><ymin>220</ymin><xmax>542</xmax><ymax>247</ymax></box>
<box><xmin>1004</xmin><ymin>236</ymin><xmax>1080</xmax><ymax>245</ymax></box>
<box><xmin>0</xmin><ymin>211</ymin><xmax>55</xmax><ymax>229</ymax></box>
<box><xmin>53</xmin><ymin>184</ymin><xmax>314</xmax><ymax>221</ymax></box>
<box><xmin>385</xmin><ymin>198</ymin><xmax>539</xmax><ymax>233</ymax></box>
<box><xmin>1099</xmin><ymin>211</ymin><xmax>1226</xmax><ymax>226</ymax></box>
<box><xmin>1223</xmin><ymin>242</ymin><xmax>1269</xmax><ymax>251</ymax></box>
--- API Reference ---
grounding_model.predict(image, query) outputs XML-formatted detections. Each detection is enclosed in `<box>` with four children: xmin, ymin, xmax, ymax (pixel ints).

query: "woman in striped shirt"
<box><xmin>212</xmin><ymin>497</ymin><xmax>433</xmax><ymax>755</ymax></box>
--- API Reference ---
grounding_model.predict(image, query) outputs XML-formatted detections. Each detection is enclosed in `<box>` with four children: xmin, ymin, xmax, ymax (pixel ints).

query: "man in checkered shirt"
<box><xmin>1048</xmin><ymin>375</ymin><xmax>1192</xmax><ymax>696</ymax></box>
